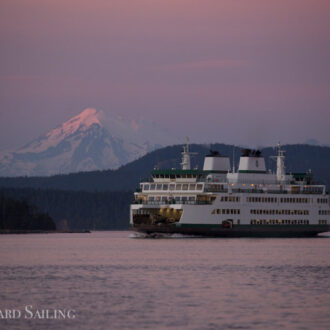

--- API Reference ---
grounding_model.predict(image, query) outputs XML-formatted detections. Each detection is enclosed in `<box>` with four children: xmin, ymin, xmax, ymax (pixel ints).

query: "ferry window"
<box><xmin>189</xmin><ymin>184</ymin><xmax>196</xmax><ymax>190</ymax></box>
<box><xmin>176</xmin><ymin>184</ymin><xmax>182</xmax><ymax>190</ymax></box>
<box><xmin>163</xmin><ymin>184</ymin><xmax>168</xmax><ymax>190</ymax></box>
<box><xmin>161</xmin><ymin>196</ymin><xmax>168</xmax><ymax>201</ymax></box>
<box><xmin>169</xmin><ymin>184</ymin><xmax>175</xmax><ymax>191</ymax></box>
<box><xmin>189</xmin><ymin>196</ymin><xmax>195</xmax><ymax>201</ymax></box>
<box><xmin>150</xmin><ymin>184</ymin><xmax>155</xmax><ymax>190</ymax></box>
<box><xmin>175</xmin><ymin>196</ymin><xmax>180</xmax><ymax>201</ymax></box>
<box><xmin>156</xmin><ymin>184</ymin><xmax>162</xmax><ymax>190</ymax></box>
<box><xmin>155</xmin><ymin>196</ymin><xmax>161</xmax><ymax>201</ymax></box>
<box><xmin>196</xmin><ymin>184</ymin><xmax>203</xmax><ymax>190</ymax></box>
<box><xmin>148</xmin><ymin>196</ymin><xmax>154</xmax><ymax>201</ymax></box>
<box><xmin>182</xmin><ymin>184</ymin><xmax>188</xmax><ymax>190</ymax></box>
<box><xmin>144</xmin><ymin>184</ymin><xmax>150</xmax><ymax>190</ymax></box>
<box><xmin>182</xmin><ymin>196</ymin><xmax>187</xmax><ymax>201</ymax></box>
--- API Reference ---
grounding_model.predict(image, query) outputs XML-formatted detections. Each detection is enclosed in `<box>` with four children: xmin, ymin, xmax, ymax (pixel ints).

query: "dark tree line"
<box><xmin>0</xmin><ymin>188</ymin><xmax>133</xmax><ymax>231</ymax></box>
<box><xmin>0</xmin><ymin>195</ymin><xmax>56</xmax><ymax>231</ymax></box>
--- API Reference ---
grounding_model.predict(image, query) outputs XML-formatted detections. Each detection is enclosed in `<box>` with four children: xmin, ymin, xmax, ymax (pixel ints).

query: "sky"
<box><xmin>0</xmin><ymin>0</ymin><xmax>330</xmax><ymax>150</ymax></box>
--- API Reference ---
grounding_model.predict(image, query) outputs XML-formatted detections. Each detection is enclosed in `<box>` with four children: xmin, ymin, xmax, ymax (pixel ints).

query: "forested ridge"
<box><xmin>0</xmin><ymin>144</ymin><xmax>329</xmax><ymax>230</ymax></box>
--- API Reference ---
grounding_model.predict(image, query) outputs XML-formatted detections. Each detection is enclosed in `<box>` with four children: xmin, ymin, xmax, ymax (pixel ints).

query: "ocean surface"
<box><xmin>0</xmin><ymin>231</ymin><xmax>330</xmax><ymax>330</ymax></box>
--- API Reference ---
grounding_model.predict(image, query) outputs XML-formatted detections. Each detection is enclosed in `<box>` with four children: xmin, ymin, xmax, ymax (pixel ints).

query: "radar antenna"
<box><xmin>270</xmin><ymin>142</ymin><xmax>286</xmax><ymax>182</ymax></box>
<box><xmin>181</xmin><ymin>137</ymin><xmax>198</xmax><ymax>170</ymax></box>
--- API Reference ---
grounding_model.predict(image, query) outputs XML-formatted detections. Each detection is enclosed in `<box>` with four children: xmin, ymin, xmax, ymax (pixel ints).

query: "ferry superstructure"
<box><xmin>130</xmin><ymin>142</ymin><xmax>330</xmax><ymax>237</ymax></box>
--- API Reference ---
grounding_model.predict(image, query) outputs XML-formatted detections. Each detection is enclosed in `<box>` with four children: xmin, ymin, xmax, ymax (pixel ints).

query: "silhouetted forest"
<box><xmin>0</xmin><ymin>195</ymin><xmax>56</xmax><ymax>231</ymax></box>
<box><xmin>0</xmin><ymin>189</ymin><xmax>132</xmax><ymax>230</ymax></box>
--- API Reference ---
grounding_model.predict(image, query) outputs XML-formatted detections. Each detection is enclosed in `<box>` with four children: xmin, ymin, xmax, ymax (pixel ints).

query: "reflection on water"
<box><xmin>0</xmin><ymin>232</ymin><xmax>330</xmax><ymax>329</ymax></box>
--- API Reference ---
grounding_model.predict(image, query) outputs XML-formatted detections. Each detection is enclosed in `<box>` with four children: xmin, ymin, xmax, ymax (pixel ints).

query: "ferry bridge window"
<box><xmin>163</xmin><ymin>184</ymin><xmax>168</xmax><ymax>190</ymax></box>
<box><xmin>176</xmin><ymin>184</ymin><xmax>182</xmax><ymax>190</ymax></box>
<box><xmin>150</xmin><ymin>184</ymin><xmax>155</xmax><ymax>190</ymax></box>
<box><xmin>196</xmin><ymin>184</ymin><xmax>203</xmax><ymax>190</ymax></box>
<box><xmin>182</xmin><ymin>184</ymin><xmax>189</xmax><ymax>190</ymax></box>
<box><xmin>169</xmin><ymin>184</ymin><xmax>175</xmax><ymax>191</ymax></box>
<box><xmin>189</xmin><ymin>184</ymin><xmax>196</xmax><ymax>190</ymax></box>
<box><xmin>144</xmin><ymin>184</ymin><xmax>150</xmax><ymax>190</ymax></box>
<box><xmin>156</xmin><ymin>184</ymin><xmax>162</xmax><ymax>190</ymax></box>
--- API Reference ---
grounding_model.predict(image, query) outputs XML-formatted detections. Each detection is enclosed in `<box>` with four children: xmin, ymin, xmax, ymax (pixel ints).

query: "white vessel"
<box><xmin>130</xmin><ymin>141</ymin><xmax>330</xmax><ymax>237</ymax></box>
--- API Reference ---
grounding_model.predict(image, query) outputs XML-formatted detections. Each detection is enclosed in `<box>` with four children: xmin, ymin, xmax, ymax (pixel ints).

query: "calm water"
<box><xmin>0</xmin><ymin>231</ymin><xmax>330</xmax><ymax>330</ymax></box>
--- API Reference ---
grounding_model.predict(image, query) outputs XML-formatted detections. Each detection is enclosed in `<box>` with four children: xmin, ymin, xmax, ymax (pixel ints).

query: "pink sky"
<box><xmin>0</xmin><ymin>0</ymin><xmax>330</xmax><ymax>149</ymax></box>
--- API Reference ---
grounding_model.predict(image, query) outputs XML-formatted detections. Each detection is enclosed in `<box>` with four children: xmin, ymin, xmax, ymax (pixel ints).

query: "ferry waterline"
<box><xmin>130</xmin><ymin>142</ymin><xmax>330</xmax><ymax>237</ymax></box>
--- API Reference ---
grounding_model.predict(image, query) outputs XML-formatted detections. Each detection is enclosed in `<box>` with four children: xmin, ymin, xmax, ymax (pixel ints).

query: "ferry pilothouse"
<box><xmin>130</xmin><ymin>141</ymin><xmax>330</xmax><ymax>237</ymax></box>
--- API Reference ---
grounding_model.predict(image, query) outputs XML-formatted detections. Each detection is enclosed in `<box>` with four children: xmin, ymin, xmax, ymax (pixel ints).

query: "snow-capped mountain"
<box><xmin>0</xmin><ymin>108</ymin><xmax>178</xmax><ymax>177</ymax></box>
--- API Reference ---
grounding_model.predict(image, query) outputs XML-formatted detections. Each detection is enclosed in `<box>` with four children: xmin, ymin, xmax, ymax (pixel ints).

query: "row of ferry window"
<box><xmin>221</xmin><ymin>196</ymin><xmax>240</xmax><ymax>202</ymax></box>
<box><xmin>212</xmin><ymin>209</ymin><xmax>241</xmax><ymax>215</ymax></box>
<box><xmin>143</xmin><ymin>183</ymin><xmax>203</xmax><ymax>191</ymax></box>
<box><xmin>247</xmin><ymin>197</ymin><xmax>277</xmax><ymax>203</ymax></box>
<box><xmin>148</xmin><ymin>196</ymin><xmax>196</xmax><ymax>202</ymax></box>
<box><xmin>318</xmin><ymin>210</ymin><xmax>330</xmax><ymax>215</ymax></box>
<box><xmin>246</xmin><ymin>197</ymin><xmax>310</xmax><ymax>203</ymax></box>
<box><xmin>317</xmin><ymin>198</ymin><xmax>329</xmax><ymax>204</ymax></box>
<box><xmin>250</xmin><ymin>219</ymin><xmax>310</xmax><ymax>225</ymax></box>
<box><xmin>250</xmin><ymin>209</ymin><xmax>309</xmax><ymax>215</ymax></box>
<box><xmin>319</xmin><ymin>220</ymin><xmax>328</xmax><ymax>224</ymax></box>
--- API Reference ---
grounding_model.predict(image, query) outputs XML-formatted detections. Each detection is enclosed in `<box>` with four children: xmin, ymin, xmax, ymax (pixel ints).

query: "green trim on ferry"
<box><xmin>151</xmin><ymin>169</ymin><xmax>227</xmax><ymax>176</ymax></box>
<box><xmin>238</xmin><ymin>170</ymin><xmax>267</xmax><ymax>174</ymax></box>
<box><xmin>152</xmin><ymin>169</ymin><xmax>203</xmax><ymax>176</ymax></box>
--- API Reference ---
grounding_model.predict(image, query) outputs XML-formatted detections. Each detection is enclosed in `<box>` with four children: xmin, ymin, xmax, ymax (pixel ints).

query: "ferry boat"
<box><xmin>130</xmin><ymin>141</ymin><xmax>330</xmax><ymax>237</ymax></box>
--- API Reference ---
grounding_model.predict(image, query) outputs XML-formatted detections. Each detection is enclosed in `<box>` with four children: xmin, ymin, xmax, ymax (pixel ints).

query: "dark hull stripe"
<box><xmin>131</xmin><ymin>224</ymin><xmax>330</xmax><ymax>238</ymax></box>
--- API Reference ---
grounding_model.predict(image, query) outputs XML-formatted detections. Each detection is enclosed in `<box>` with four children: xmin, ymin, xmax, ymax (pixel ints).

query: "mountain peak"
<box><xmin>63</xmin><ymin>108</ymin><xmax>101</xmax><ymax>131</ymax></box>
<box><xmin>0</xmin><ymin>108</ymin><xmax>179</xmax><ymax>176</ymax></box>
<box><xmin>45</xmin><ymin>108</ymin><xmax>102</xmax><ymax>145</ymax></box>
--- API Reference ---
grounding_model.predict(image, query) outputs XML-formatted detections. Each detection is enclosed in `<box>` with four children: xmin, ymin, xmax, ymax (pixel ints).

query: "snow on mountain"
<box><xmin>0</xmin><ymin>108</ymin><xmax>178</xmax><ymax>177</ymax></box>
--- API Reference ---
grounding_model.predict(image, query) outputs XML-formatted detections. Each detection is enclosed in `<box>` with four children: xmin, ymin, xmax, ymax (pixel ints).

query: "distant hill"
<box><xmin>0</xmin><ymin>143</ymin><xmax>329</xmax><ymax>191</ymax></box>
